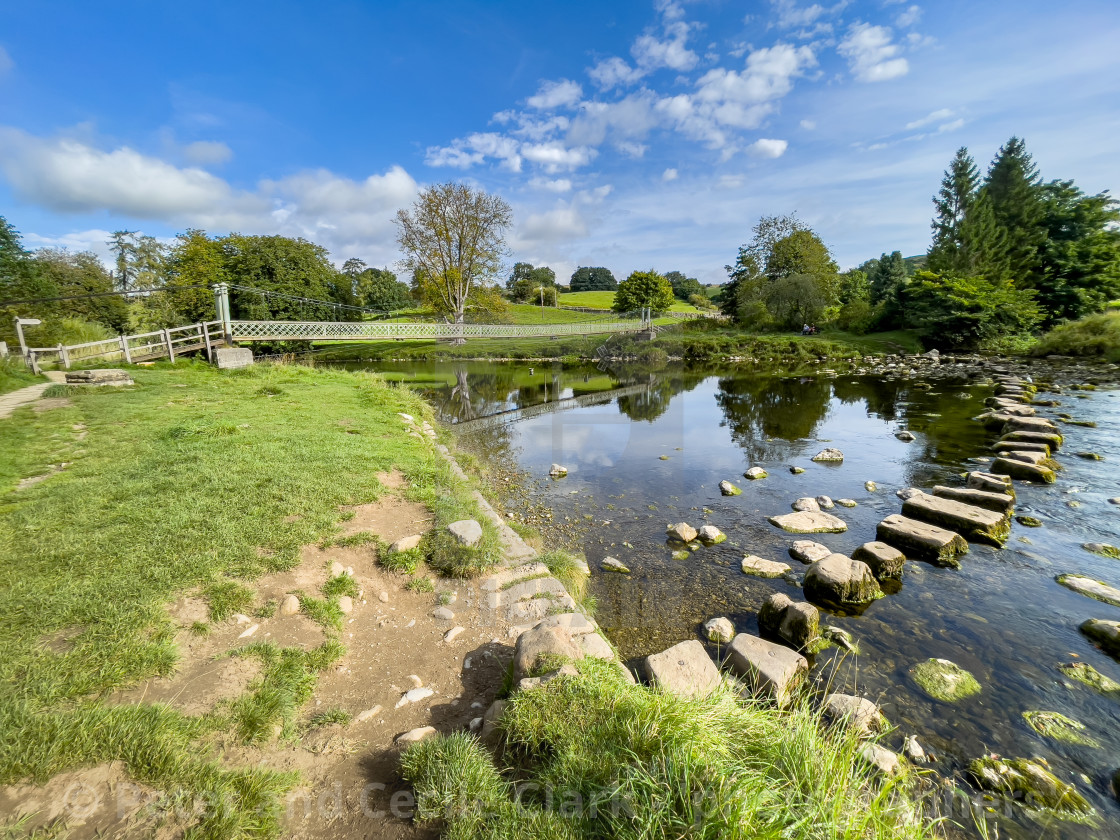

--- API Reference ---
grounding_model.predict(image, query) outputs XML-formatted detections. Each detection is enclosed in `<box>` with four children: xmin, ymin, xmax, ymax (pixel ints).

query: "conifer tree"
<box><xmin>928</xmin><ymin>147</ymin><xmax>979</xmax><ymax>272</ymax></box>
<box><xmin>984</xmin><ymin>137</ymin><xmax>1045</xmax><ymax>285</ymax></box>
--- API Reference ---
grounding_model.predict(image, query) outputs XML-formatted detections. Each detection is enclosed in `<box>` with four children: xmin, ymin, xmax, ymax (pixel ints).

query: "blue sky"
<box><xmin>1</xmin><ymin>0</ymin><xmax>1118</xmax><ymax>285</ymax></box>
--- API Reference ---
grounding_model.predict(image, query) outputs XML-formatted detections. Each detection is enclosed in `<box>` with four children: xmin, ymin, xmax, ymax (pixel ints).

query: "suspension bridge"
<box><xmin>11</xmin><ymin>283</ymin><xmax>656</xmax><ymax>371</ymax></box>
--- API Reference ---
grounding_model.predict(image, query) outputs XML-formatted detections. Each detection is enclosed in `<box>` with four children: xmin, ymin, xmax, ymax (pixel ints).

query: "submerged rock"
<box><xmin>1082</xmin><ymin>542</ymin><xmax>1120</xmax><ymax>560</ymax></box>
<box><xmin>1056</xmin><ymin>574</ymin><xmax>1120</xmax><ymax>607</ymax></box>
<box><xmin>768</xmin><ymin>511</ymin><xmax>848</xmax><ymax>534</ymax></box>
<box><xmin>969</xmin><ymin>756</ymin><xmax>1093</xmax><ymax>817</ymax></box>
<box><xmin>601</xmin><ymin>557</ymin><xmax>631</xmax><ymax>574</ymax></box>
<box><xmin>697</xmin><ymin>525</ymin><xmax>726</xmax><ymax>545</ymax></box>
<box><xmin>790</xmin><ymin>466</ymin><xmax>806</xmax><ymax>474</ymax></box>
<box><xmin>1016</xmin><ymin>515</ymin><xmax>1043</xmax><ymax>527</ymax></box>
<box><xmin>719</xmin><ymin>479</ymin><xmax>742</xmax><ymax>496</ymax></box>
<box><xmin>671</xmin><ymin>549</ymin><xmax>690</xmax><ymax>561</ymax></box>
<box><xmin>757</xmin><ymin>592</ymin><xmax>820</xmax><ymax>651</ymax></box>
<box><xmin>864</xmin><ymin>480</ymin><xmax>878</xmax><ymax>492</ymax></box>
<box><xmin>1059</xmin><ymin>662</ymin><xmax>1120</xmax><ymax>699</ymax></box>
<box><xmin>703</xmin><ymin>616</ymin><xmax>735</xmax><ymax>644</ymax></box>
<box><xmin>912</xmin><ymin>658</ymin><xmax>981</xmax><ymax>702</ymax></box>
<box><xmin>789</xmin><ymin>540</ymin><xmax>831</xmax><ymax>564</ymax></box>
<box><xmin>666</xmin><ymin>522</ymin><xmax>699</xmax><ymax>544</ymax></box>
<box><xmin>803</xmin><ymin>554</ymin><xmax>883</xmax><ymax>609</ymax></box>
<box><xmin>1080</xmin><ymin>619</ymin><xmax>1120</xmax><ymax>657</ymax></box>
<box><xmin>852</xmin><ymin>541</ymin><xmax>905</xmax><ymax>582</ymax></box>
<box><xmin>821</xmin><ymin>625</ymin><xmax>858</xmax><ymax>653</ymax></box>
<box><xmin>1022</xmin><ymin>710</ymin><xmax>1100</xmax><ymax>747</ymax></box>
<box><xmin>741</xmin><ymin>554</ymin><xmax>791</xmax><ymax>578</ymax></box>
<box><xmin>812</xmin><ymin>448</ymin><xmax>844</xmax><ymax>463</ymax></box>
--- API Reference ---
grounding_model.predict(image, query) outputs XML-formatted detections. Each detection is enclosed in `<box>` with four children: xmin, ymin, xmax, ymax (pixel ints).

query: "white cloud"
<box><xmin>588</xmin><ymin>57</ymin><xmax>644</xmax><ymax>90</ymax></box>
<box><xmin>904</xmin><ymin>107</ymin><xmax>953</xmax><ymax>129</ymax></box>
<box><xmin>772</xmin><ymin>0</ymin><xmax>827</xmax><ymax>29</ymax></box>
<box><xmin>937</xmin><ymin>117</ymin><xmax>965</xmax><ymax>133</ymax></box>
<box><xmin>895</xmin><ymin>5</ymin><xmax>922</xmax><ymax>28</ymax></box>
<box><xmin>717</xmin><ymin>174</ymin><xmax>745</xmax><ymax>189</ymax></box>
<box><xmin>521</xmin><ymin>141</ymin><xmax>596</xmax><ymax>173</ymax></box>
<box><xmin>529</xmin><ymin>177</ymin><xmax>573</xmax><ymax>193</ymax></box>
<box><xmin>800</xmin><ymin>119</ymin><xmax>817</xmax><ymax>130</ymax></box>
<box><xmin>615</xmin><ymin>141</ymin><xmax>648</xmax><ymax>158</ymax></box>
<box><xmin>838</xmin><ymin>23</ymin><xmax>909</xmax><ymax>82</ymax></box>
<box><xmin>662</xmin><ymin>167</ymin><xmax>679</xmax><ymax>181</ymax></box>
<box><xmin>0</xmin><ymin>127</ymin><xmax>419</xmax><ymax>267</ymax></box>
<box><xmin>0</xmin><ymin>46</ymin><xmax>13</xmax><ymax>76</ymax></box>
<box><xmin>425</xmin><ymin>131</ymin><xmax>522</xmax><ymax>171</ymax></box>
<box><xmin>632</xmin><ymin>20</ymin><xmax>699</xmax><ymax>73</ymax></box>
<box><xmin>748</xmin><ymin>138</ymin><xmax>789</xmax><ymax>158</ymax></box>
<box><xmin>182</xmin><ymin>140</ymin><xmax>233</xmax><ymax>165</ymax></box>
<box><xmin>527</xmin><ymin>79</ymin><xmax>583</xmax><ymax>110</ymax></box>
<box><xmin>519</xmin><ymin>206</ymin><xmax>589</xmax><ymax>242</ymax></box>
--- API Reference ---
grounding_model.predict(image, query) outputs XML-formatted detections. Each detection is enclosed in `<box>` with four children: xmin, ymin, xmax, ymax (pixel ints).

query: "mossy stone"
<box><xmin>1059</xmin><ymin>662</ymin><xmax>1120</xmax><ymax>699</ymax></box>
<box><xmin>671</xmin><ymin>550</ymin><xmax>690</xmax><ymax>561</ymax></box>
<box><xmin>1083</xmin><ymin>542</ymin><xmax>1120</xmax><ymax>560</ymax></box>
<box><xmin>1016</xmin><ymin>515</ymin><xmax>1042</xmax><ymax>528</ymax></box>
<box><xmin>969</xmin><ymin>756</ymin><xmax>1094</xmax><ymax>818</ymax></box>
<box><xmin>912</xmin><ymin>658</ymin><xmax>981</xmax><ymax>702</ymax></box>
<box><xmin>1022</xmin><ymin>711</ymin><xmax>1100</xmax><ymax>747</ymax></box>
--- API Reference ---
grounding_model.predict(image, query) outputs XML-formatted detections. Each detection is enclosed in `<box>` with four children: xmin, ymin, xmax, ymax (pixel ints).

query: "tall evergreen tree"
<box><xmin>984</xmin><ymin>137</ymin><xmax>1045</xmax><ymax>285</ymax></box>
<box><xmin>928</xmin><ymin>147</ymin><xmax>979</xmax><ymax>273</ymax></box>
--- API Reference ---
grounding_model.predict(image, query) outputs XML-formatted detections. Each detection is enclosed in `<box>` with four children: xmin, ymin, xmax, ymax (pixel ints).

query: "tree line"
<box><xmin>720</xmin><ymin>137</ymin><xmax>1120</xmax><ymax>349</ymax></box>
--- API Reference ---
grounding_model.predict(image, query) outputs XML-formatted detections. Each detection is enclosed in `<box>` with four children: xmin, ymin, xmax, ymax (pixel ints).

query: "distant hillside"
<box><xmin>903</xmin><ymin>255</ymin><xmax>928</xmax><ymax>274</ymax></box>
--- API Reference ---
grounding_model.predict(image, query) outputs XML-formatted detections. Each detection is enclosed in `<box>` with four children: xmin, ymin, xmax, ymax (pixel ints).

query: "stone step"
<box><xmin>767</xmin><ymin>510</ymin><xmax>848</xmax><ymax>534</ymax></box>
<box><xmin>1002</xmin><ymin>450</ymin><xmax>1051</xmax><ymax>466</ymax></box>
<box><xmin>932</xmin><ymin>485</ymin><xmax>1015</xmax><ymax>515</ymax></box>
<box><xmin>876</xmin><ymin>514</ymin><xmax>969</xmax><ymax>567</ymax></box>
<box><xmin>991</xmin><ymin>457</ymin><xmax>1056</xmax><ymax>484</ymax></box>
<box><xmin>1002</xmin><ymin>415</ymin><xmax>1060</xmax><ymax>435</ymax></box>
<box><xmin>967</xmin><ymin>471</ymin><xmax>1016</xmax><ymax>499</ymax></box>
<box><xmin>901</xmin><ymin>491</ymin><xmax>1010</xmax><ymax>546</ymax></box>
<box><xmin>1000</xmin><ymin>430</ymin><xmax>1063</xmax><ymax>451</ymax></box>
<box><xmin>991</xmin><ymin>440</ymin><xmax>1050</xmax><ymax>455</ymax></box>
<box><xmin>721</xmin><ymin>633</ymin><xmax>807</xmax><ymax>706</ymax></box>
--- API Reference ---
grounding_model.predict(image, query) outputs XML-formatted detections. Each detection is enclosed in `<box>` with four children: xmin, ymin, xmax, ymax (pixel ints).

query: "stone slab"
<box><xmin>991</xmin><ymin>457</ymin><xmax>1056</xmax><ymax>484</ymax></box>
<box><xmin>214</xmin><ymin>347</ymin><xmax>254</xmax><ymax>369</ymax></box>
<box><xmin>644</xmin><ymin>640</ymin><xmax>722</xmax><ymax>698</ymax></box>
<box><xmin>722</xmin><ymin>633</ymin><xmax>807</xmax><ymax>706</ymax></box>
<box><xmin>932</xmin><ymin>486</ymin><xmax>1015</xmax><ymax>515</ymax></box>
<box><xmin>901</xmin><ymin>491</ymin><xmax>1010</xmax><ymax>546</ymax></box>
<box><xmin>851</xmin><ymin>541</ymin><xmax>906</xmax><ymax>581</ymax></box>
<box><xmin>767</xmin><ymin>511</ymin><xmax>847</xmax><ymax>534</ymax></box>
<box><xmin>876</xmin><ymin>514</ymin><xmax>968</xmax><ymax>567</ymax></box>
<box><xmin>1000</xmin><ymin>430</ymin><xmax>1063</xmax><ymax>451</ymax></box>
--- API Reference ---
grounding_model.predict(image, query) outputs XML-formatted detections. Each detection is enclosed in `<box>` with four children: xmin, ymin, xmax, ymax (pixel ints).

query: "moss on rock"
<box><xmin>912</xmin><ymin>658</ymin><xmax>981</xmax><ymax>702</ymax></box>
<box><xmin>1022</xmin><ymin>711</ymin><xmax>1100</xmax><ymax>747</ymax></box>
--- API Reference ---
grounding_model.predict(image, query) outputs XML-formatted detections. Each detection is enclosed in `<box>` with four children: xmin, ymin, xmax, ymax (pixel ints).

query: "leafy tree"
<box><xmin>1</xmin><ymin>217</ymin><xmax>58</xmax><ymax>347</ymax></box>
<box><xmin>901</xmin><ymin>270</ymin><xmax>1042</xmax><ymax>350</ymax></box>
<box><xmin>356</xmin><ymin>267</ymin><xmax>413</xmax><ymax>312</ymax></box>
<box><xmin>569</xmin><ymin>266</ymin><xmax>617</xmax><ymax>292</ymax></box>
<box><xmin>33</xmin><ymin>249</ymin><xmax>130</xmax><ymax>333</ymax></box>
<box><xmin>722</xmin><ymin>214</ymin><xmax>805</xmax><ymax>323</ymax></box>
<box><xmin>220</xmin><ymin>234</ymin><xmax>343</xmax><ymax>320</ymax></box>
<box><xmin>613</xmin><ymin>270</ymin><xmax>674</xmax><ymax>313</ymax></box>
<box><xmin>765</xmin><ymin>274</ymin><xmax>829</xmax><ymax>329</ymax></box>
<box><xmin>395</xmin><ymin>183</ymin><xmax>512</xmax><ymax>324</ymax></box>
<box><xmin>107</xmin><ymin>230</ymin><xmax>138</xmax><ymax>292</ymax></box>
<box><xmin>835</xmin><ymin>269</ymin><xmax>873</xmax><ymax>332</ymax></box>
<box><xmin>507</xmin><ymin>263</ymin><xmax>556</xmax><ymax>302</ymax></box>
<box><xmin>665</xmin><ymin>270</ymin><xmax>704</xmax><ymax>301</ymax></box>
<box><xmin>162</xmin><ymin>229</ymin><xmax>227</xmax><ymax>324</ymax></box>
<box><xmin>984</xmin><ymin>136</ymin><xmax>1045</xmax><ymax>285</ymax></box>
<box><xmin>1035</xmin><ymin>180</ymin><xmax>1120</xmax><ymax>322</ymax></box>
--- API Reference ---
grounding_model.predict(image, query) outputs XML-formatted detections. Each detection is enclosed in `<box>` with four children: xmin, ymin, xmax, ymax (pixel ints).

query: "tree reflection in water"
<box><xmin>714</xmin><ymin>375</ymin><xmax>833</xmax><ymax>462</ymax></box>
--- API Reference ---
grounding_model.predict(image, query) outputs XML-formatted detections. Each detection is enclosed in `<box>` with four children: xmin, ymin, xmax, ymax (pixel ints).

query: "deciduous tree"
<box><xmin>569</xmin><ymin>266</ymin><xmax>617</xmax><ymax>292</ymax></box>
<box><xmin>613</xmin><ymin>270</ymin><xmax>674</xmax><ymax>313</ymax></box>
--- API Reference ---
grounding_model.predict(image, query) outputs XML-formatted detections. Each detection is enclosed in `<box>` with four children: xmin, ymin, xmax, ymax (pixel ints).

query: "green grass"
<box><xmin>0</xmin><ymin>360</ymin><xmax>502</xmax><ymax>838</ymax></box>
<box><xmin>0</xmin><ymin>357</ymin><xmax>43</xmax><ymax>396</ymax></box>
<box><xmin>405</xmin><ymin>576</ymin><xmax>435</xmax><ymax>593</ymax></box>
<box><xmin>560</xmin><ymin>290</ymin><xmax>705</xmax><ymax>314</ymax></box>
<box><xmin>402</xmin><ymin>658</ymin><xmax>936</xmax><ymax>840</ymax></box>
<box><xmin>539</xmin><ymin>549</ymin><xmax>589</xmax><ymax>605</ymax></box>
<box><xmin>504</xmin><ymin>304</ymin><xmax>609</xmax><ymax>324</ymax></box>
<box><xmin>1031</xmin><ymin>310</ymin><xmax>1120</xmax><ymax>361</ymax></box>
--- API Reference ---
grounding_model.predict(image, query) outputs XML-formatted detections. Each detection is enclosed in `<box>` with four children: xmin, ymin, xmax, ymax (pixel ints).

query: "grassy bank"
<box><xmin>402</xmin><ymin>658</ymin><xmax>936</xmax><ymax>840</ymax></box>
<box><xmin>1031</xmin><ymin>310</ymin><xmax>1120</xmax><ymax>361</ymax></box>
<box><xmin>0</xmin><ymin>357</ymin><xmax>43</xmax><ymax>396</ymax></box>
<box><xmin>559</xmin><ymin>290</ymin><xmax>707</xmax><ymax>314</ymax></box>
<box><xmin>0</xmin><ymin>361</ymin><xmax>500</xmax><ymax>838</ymax></box>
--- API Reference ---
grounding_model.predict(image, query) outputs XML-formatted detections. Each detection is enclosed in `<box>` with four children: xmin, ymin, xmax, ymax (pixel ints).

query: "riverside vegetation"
<box><xmin>0</xmin><ymin>359</ymin><xmax>944</xmax><ymax>840</ymax></box>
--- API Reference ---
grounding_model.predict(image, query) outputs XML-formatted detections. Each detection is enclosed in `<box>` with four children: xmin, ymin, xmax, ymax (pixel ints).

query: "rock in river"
<box><xmin>601</xmin><ymin>557</ymin><xmax>631</xmax><ymax>574</ymax></box>
<box><xmin>789</xmin><ymin>540</ymin><xmax>831</xmax><ymax>564</ymax></box>
<box><xmin>932</xmin><ymin>485</ymin><xmax>1015</xmax><ymax>515</ymax></box>
<box><xmin>741</xmin><ymin>554</ymin><xmax>791</xmax><ymax>578</ymax></box>
<box><xmin>812</xmin><ymin>448</ymin><xmax>844</xmax><ymax>462</ymax></box>
<box><xmin>704</xmin><ymin>616</ymin><xmax>735</xmax><ymax>644</ymax></box>
<box><xmin>852</xmin><ymin>541</ymin><xmax>905</xmax><ymax>582</ymax></box>
<box><xmin>877</xmin><ymin>514</ymin><xmax>968</xmax><ymax>567</ymax></box>
<box><xmin>911</xmin><ymin>658</ymin><xmax>981</xmax><ymax>702</ymax></box>
<box><xmin>1059</xmin><ymin>662</ymin><xmax>1120</xmax><ymax>699</ymax></box>
<box><xmin>697</xmin><ymin>525</ymin><xmax>726</xmax><ymax>545</ymax></box>
<box><xmin>744</xmin><ymin>467</ymin><xmax>768</xmax><ymax>480</ymax></box>
<box><xmin>1056</xmin><ymin>574</ymin><xmax>1120</xmax><ymax>607</ymax></box>
<box><xmin>549</xmin><ymin>464</ymin><xmax>568</xmax><ymax>477</ymax></box>
<box><xmin>901</xmin><ymin>490</ymin><xmax>1011</xmax><ymax>546</ymax></box>
<box><xmin>719</xmin><ymin>480</ymin><xmax>741</xmax><ymax>496</ymax></box>
<box><xmin>757</xmin><ymin>592</ymin><xmax>820</xmax><ymax>651</ymax></box>
<box><xmin>969</xmin><ymin>756</ymin><xmax>1093</xmax><ymax>817</ymax></box>
<box><xmin>721</xmin><ymin>633</ymin><xmax>807</xmax><ymax>706</ymax></box>
<box><xmin>1080</xmin><ymin>619</ymin><xmax>1120</xmax><ymax>657</ymax></box>
<box><xmin>792</xmin><ymin>497</ymin><xmax>820</xmax><ymax>512</ymax></box>
<box><xmin>666</xmin><ymin>522</ymin><xmax>699</xmax><ymax>544</ymax></box>
<box><xmin>803</xmin><ymin>554</ymin><xmax>882</xmax><ymax>609</ymax></box>
<box><xmin>768</xmin><ymin>511</ymin><xmax>848</xmax><ymax>534</ymax></box>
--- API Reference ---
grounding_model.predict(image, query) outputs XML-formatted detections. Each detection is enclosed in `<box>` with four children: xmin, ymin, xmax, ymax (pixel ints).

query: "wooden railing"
<box><xmin>27</xmin><ymin>322</ymin><xmax>225</xmax><ymax>370</ymax></box>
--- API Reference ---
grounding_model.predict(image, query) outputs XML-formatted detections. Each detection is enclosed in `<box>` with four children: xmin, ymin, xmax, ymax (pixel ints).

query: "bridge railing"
<box><xmin>26</xmin><ymin>322</ymin><xmax>224</xmax><ymax>371</ymax></box>
<box><xmin>227</xmin><ymin>320</ymin><xmax>647</xmax><ymax>341</ymax></box>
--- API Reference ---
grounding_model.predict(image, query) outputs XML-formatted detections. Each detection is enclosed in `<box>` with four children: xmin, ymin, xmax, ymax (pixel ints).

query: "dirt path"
<box><xmin>0</xmin><ymin>372</ymin><xmax>65</xmax><ymax>419</ymax></box>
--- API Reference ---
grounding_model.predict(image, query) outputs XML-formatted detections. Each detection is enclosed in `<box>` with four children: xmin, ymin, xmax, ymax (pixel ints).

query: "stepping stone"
<box><xmin>741</xmin><ymin>555</ymin><xmax>791</xmax><ymax>578</ymax></box>
<box><xmin>788</xmin><ymin>540</ymin><xmax>831</xmax><ymax>564</ymax></box>
<box><xmin>1080</xmin><ymin>619</ymin><xmax>1120</xmax><ymax>657</ymax></box>
<box><xmin>644</xmin><ymin>640</ymin><xmax>722</xmax><ymax>698</ymax></box>
<box><xmin>721</xmin><ymin>633</ymin><xmax>807</xmax><ymax>706</ymax></box>
<box><xmin>767</xmin><ymin>511</ymin><xmax>847</xmax><ymax>534</ymax></box>
<box><xmin>991</xmin><ymin>440</ymin><xmax>1050</xmax><ymax>455</ymax></box>
<box><xmin>991</xmin><ymin>457</ymin><xmax>1056</xmax><ymax>484</ymax></box>
<box><xmin>901</xmin><ymin>491</ymin><xmax>1011</xmax><ymax>546</ymax></box>
<box><xmin>1058</xmin><ymin>575</ymin><xmax>1120</xmax><ymax>607</ymax></box>
<box><xmin>852</xmin><ymin>541</ymin><xmax>905</xmax><ymax>581</ymax></box>
<box><xmin>757</xmin><ymin>592</ymin><xmax>820</xmax><ymax>651</ymax></box>
<box><xmin>1002</xmin><ymin>415</ymin><xmax>1060</xmax><ymax>435</ymax></box>
<box><xmin>803</xmin><ymin>554</ymin><xmax>882</xmax><ymax>610</ymax></box>
<box><xmin>967</xmin><ymin>471</ymin><xmax>1016</xmax><ymax>499</ymax></box>
<box><xmin>932</xmin><ymin>485</ymin><xmax>1015</xmax><ymax>515</ymax></box>
<box><xmin>1000</xmin><ymin>430</ymin><xmax>1063</xmax><ymax>451</ymax></box>
<box><xmin>877</xmin><ymin>514</ymin><xmax>968</xmax><ymax>567</ymax></box>
<box><xmin>1002</xmin><ymin>450</ymin><xmax>1050</xmax><ymax>466</ymax></box>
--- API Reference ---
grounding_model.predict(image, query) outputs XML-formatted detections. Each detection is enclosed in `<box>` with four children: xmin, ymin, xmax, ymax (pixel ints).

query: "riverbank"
<box><xmin>0</xmin><ymin>360</ymin><xmax>939</xmax><ymax>840</ymax></box>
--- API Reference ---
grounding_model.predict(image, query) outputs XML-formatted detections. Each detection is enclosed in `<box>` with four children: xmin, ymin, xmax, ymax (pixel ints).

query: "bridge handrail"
<box><xmin>226</xmin><ymin>319</ymin><xmax>646</xmax><ymax>340</ymax></box>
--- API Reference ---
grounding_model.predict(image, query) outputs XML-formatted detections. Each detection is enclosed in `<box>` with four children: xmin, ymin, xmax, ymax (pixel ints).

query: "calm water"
<box><xmin>368</xmin><ymin>359</ymin><xmax>1120</xmax><ymax>838</ymax></box>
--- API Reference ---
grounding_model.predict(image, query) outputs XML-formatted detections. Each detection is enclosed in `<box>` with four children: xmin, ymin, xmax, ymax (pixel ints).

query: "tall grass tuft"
<box><xmin>1031</xmin><ymin>310</ymin><xmax>1120</xmax><ymax>361</ymax></box>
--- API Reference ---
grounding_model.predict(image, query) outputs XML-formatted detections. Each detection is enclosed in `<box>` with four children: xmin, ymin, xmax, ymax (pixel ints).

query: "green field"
<box><xmin>504</xmin><ymin>303</ymin><xmax>615</xmax><ymax>324</ymax></box>
<box><xmin>559</xmin><ymin>290</ymin><xmax>707</xmax><ymax>314</ymax></box>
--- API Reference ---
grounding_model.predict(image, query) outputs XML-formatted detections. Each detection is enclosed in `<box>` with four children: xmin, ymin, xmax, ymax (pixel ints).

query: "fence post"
<box><xmin>58</xmin><ymin>343</ymin><xmax>71</xmax><ymax>369</ymax></box>
<box><xmin>28</xmin><ymin>351</ymin><xmax>41</xmax><ymax>375</ymax></box>
<box><xmin>119</xmin><ymin>335</ymin><xmax>132</xmax><ymax>364</ymax></box>
<box><xmin>200</xmin><ymin>323</ymin><xmax>212</xmax><ymax>360</ymax></box>
<box><xmin>163</xmin><ymin>329</ymin><xmax>176</xmax><ymax>362</ymax></box>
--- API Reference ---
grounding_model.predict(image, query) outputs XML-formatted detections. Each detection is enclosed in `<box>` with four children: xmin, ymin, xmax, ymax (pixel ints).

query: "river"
<box><xmin>363</xmin><ymin>357</ymin><xmax>1120</xmax><ymax>839</ymax></box>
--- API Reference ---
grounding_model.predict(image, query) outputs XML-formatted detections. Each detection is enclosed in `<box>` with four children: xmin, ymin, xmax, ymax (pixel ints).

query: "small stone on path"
<box><xmin>396</xmin><ymin>726</ymin><xmax>437</xmax><ymax>745</ymax></box>
<box><xmin>432</xmin><ymin>606</ymin><xmax>455</xmax><ymax>620</ymax></box>
<box><xmin>279</xmin><ymin>594</ymin><xmax>300</xmax><ymax>616</ymax></box>
<box><xmin>447</xmin><ymin>519</ymin><xmax>483</xmax><ymax>546</ymax></box>
<box><xmin>444</xmin><ymin>626</ymin><xmax>464</xmax><ymax>643</ymax></box>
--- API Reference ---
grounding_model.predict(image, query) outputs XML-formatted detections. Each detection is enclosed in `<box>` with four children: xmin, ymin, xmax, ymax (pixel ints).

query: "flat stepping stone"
<box><xmin>932</xmin><ymin>485</ymin><xmax>1015</xmax><ymax>515</ymax></box>
<box><xmin>877</xmin><ymin>514</ymin><xmax>968</xmax><ymax>567</ymax></box>
<box><xmin>991</xmin><ymin>440</ymin><xmax>1050</xmax><ymax>455</ymax></box>
<box><xmin>767</xmin><ymin>511</ymin><xmax>847</xmax><ymax>534</ymax></box>
<box><xmin>741</xmin><ymin>555</ymin><xmax>791</xmax><ymax>578</ymax></box>
<box><xmin>901</xmin><ymin>491</ymin><xmax>1011</xmax><ymax>546</ymax></box>
<box><xmin>1080</xmin><ymin>618</ymin><xmax>1120</xmax><ymax>657</ymax></box>
<box><xmin>788</xmin><ymin>540</ymin><xmax>831</xmax><ymax>564</ymax></box>
<box><xmin>991</xmin><ymin>457</ymin><xmax>1056</xmax><ymax>484</ymax></box>
<box><xmin>1002</xmin><ymin>450</ymin><xmax>1050</xmax><ymax>466</ymax></box>
<box><xmin>1002</xmin><ymin>415</ymin><xmax>1060</xmax><ymax>435</ymax></box>
<box><xmin>721</xmin><ymin>633</ymin><xmax>807</xmax><ymax>706</ymax></box>
<box><xmin>644</xmin><ymin>640</ymin><xmax>722</xmax><ymax>699</ymax></box>
<box><xmin>1000</xmin><ymin>430</ymin><xmax>1063</xmax><ymax>451</ymax></box>
<box><xmin>852</xmin><ymin>541</ymin><xmax>905</xmax><ymax>581</ymax></box>
<box><xmin>967</xmin><ymin>471</ymin><xmax>1015</xmax><ymax>498</ymax></box>
<box><xmin>1057</xmin><ymin>575</ymin><xmax>1120</xmax><ymax>607</ymax></box>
